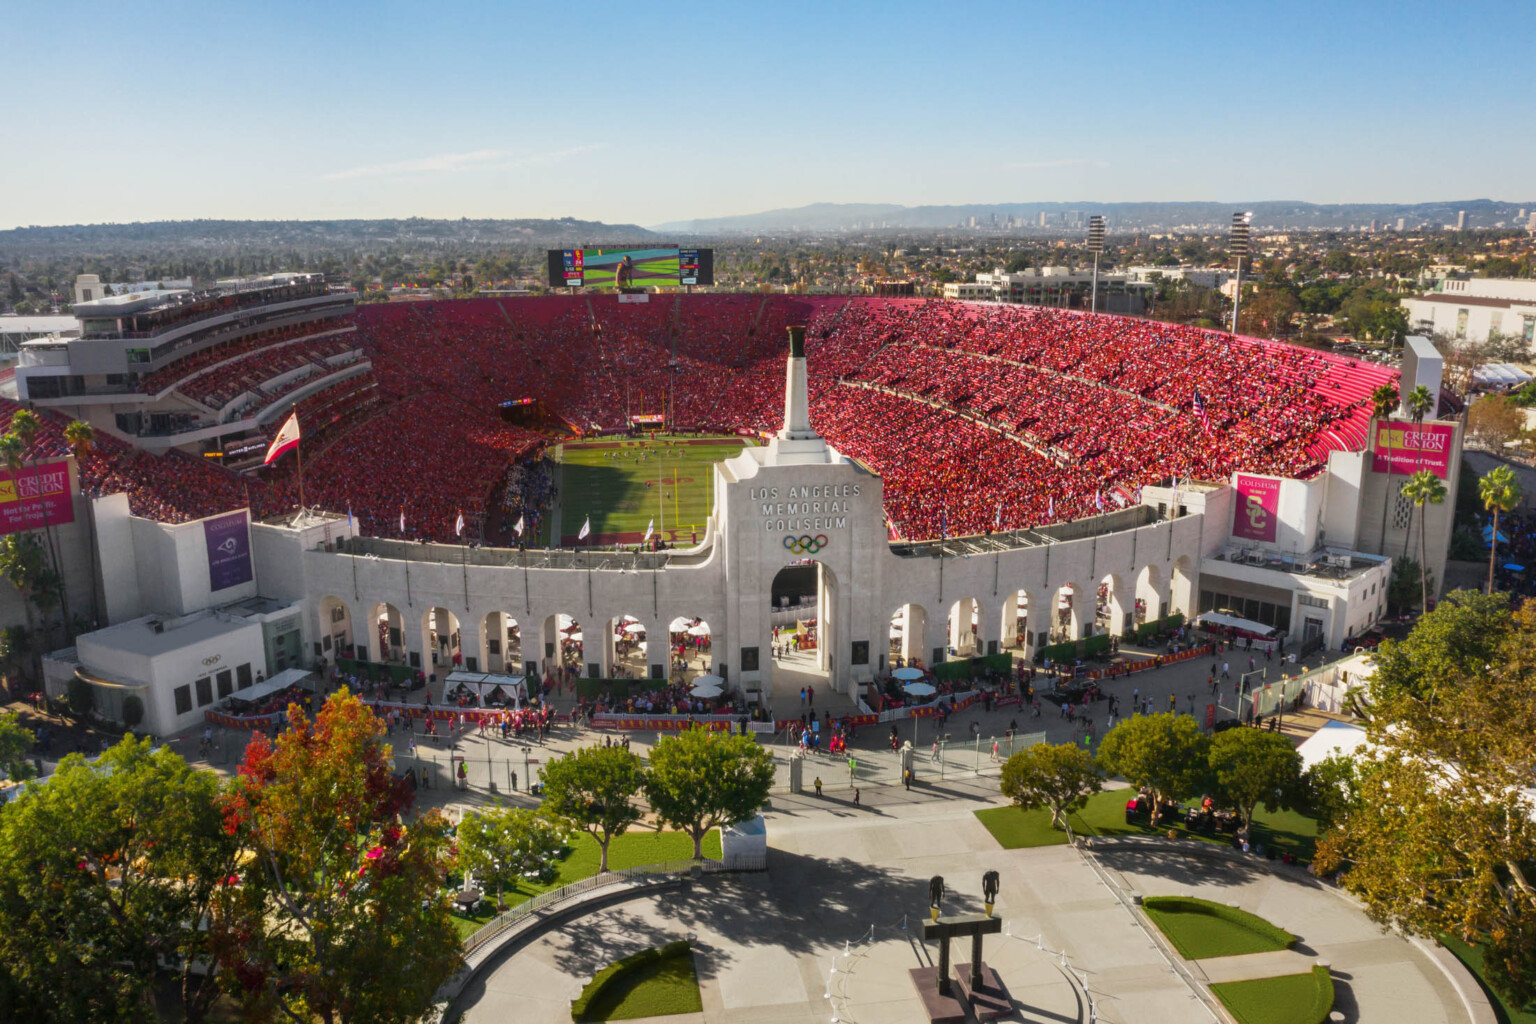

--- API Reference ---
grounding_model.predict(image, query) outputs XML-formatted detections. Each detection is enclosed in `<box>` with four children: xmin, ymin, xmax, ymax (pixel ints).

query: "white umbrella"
<box><xmin>903</xmin><ymin>681</ymin><xmax>937</xmax><ymax>697</ymax></box>
<box><xmin>623</xmin><ymin>622</ymin><xmax>647</xmax><ymax>634</ymax></box>
<box><xmin>686</xmin><ymin>624</ymin><xmax>710</xmax><ymax>636</ymax></box>
<box><xmin>638</xmin><ymin>641</ymin><xmax>648</xmax><ymax>654</ymax></box>
<box><xmin>565</xmin><ymin>631</ymin><xmax>583</xmax><ymax>642</ymax></box>
<box><xmin>892</xmin><ymin>667</ymin><xmax>926</xmax><ymax>681</ymax></box>
<box><xmin>692</xmin><ymin>673</ymin><xmax>725</xmax><ymax>688</ymax></box>
<box><xmin>689</xmin><ymin>683</ymin><xmax>724</xmax><ymax>698</ymax></box>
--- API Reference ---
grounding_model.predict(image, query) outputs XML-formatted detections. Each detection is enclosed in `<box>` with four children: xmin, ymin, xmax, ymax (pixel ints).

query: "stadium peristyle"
<box><xmin>12</xmin><ymin>284</ymin><xmax>1458</xmax><ymax>735</ymax></box>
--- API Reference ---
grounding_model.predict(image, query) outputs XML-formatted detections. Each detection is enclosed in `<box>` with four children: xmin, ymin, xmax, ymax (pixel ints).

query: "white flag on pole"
<box><xmin>455</xmin><ymin>511</ymin><xmax>465</xmax><ymax>537</ymax></box>
<box><xmin>578</xmin><ymin>516</ymin><xmax>591</xmax><ymax>540</ymax></box>
<box><xmin>514</xmin><ymin>514</ymin><xmax>525</xmax><ymax>537</ymax></box>
<box><xmin>263</xmin><ymin>412</ymin><xmax>300</xmax><ymax>465</ymax></box>
<box><xmin>643</xmin><ymin>518</ymin><xmax>654</xmax><ymax>542</ymax></box>
<box><xmin>399</xmin><ymin>508</ymin><xmax>405</xmax><ymax>534</ymax></box>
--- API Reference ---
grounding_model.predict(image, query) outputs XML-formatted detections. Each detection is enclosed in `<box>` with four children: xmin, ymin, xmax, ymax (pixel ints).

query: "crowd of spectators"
<box><xmin>17</xmin><ymin>295</ymin><xmax>1394</xmax><ymax>543</ymax></box>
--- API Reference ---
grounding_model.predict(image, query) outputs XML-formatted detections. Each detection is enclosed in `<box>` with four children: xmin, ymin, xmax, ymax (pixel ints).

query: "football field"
<box><xmin>556</xmin><ymin>435</ymin><xmax>754</xmax><ymax>545</ymax></box>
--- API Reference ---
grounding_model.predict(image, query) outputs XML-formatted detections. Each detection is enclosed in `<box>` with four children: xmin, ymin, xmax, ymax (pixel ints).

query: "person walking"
<box><xmin>853</xmin><ymin>787</ymin><xmax>861</xmax><ymax>806</ymax></box>
<box><xmin>800</xmin><ymin>686</ymin><xmax>806</xmax><ymax>708</ymax></box>
<box><xmin>814</xmin><ymin>776</ymin><xmax>823</xmax><ymax>798</ymax></box>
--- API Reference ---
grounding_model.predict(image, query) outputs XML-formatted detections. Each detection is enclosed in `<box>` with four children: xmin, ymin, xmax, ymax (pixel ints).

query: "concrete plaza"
<box><xmin>454</xmin><ymin>776</ymin><xmax>1478</xmax><ymax>1024</ymax></box>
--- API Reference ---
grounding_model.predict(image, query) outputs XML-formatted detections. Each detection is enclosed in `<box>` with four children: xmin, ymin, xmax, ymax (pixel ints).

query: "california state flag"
<box><xmin>264</xmin><ymin>412</ymin><xmax>301</xmax><ymax>465</ymax></box>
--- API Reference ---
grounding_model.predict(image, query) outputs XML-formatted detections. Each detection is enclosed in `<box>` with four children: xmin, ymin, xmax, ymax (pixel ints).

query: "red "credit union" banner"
<box><xmin>1372</xmin><ymin>421</ymin><xmax>1454</xmax><ymax>479</ymax></box>
<box><xmin>0</xmin><ymin>460</ymin><xmax>74</xmax><ymax>536</ymax></box>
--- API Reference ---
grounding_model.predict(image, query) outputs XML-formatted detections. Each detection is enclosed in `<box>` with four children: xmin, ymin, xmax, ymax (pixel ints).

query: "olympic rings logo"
<box><xmin>783</xmin><ymin>534</ymin><xmax>829</xmax><ymax>554</ymax></box>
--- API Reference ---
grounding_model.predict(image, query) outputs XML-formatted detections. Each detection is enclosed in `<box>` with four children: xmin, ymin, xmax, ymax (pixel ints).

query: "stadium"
<box><xmin>8</xmin><ymin>281</ymin><xmax>1460</xmax><ymax>737</ymax></box>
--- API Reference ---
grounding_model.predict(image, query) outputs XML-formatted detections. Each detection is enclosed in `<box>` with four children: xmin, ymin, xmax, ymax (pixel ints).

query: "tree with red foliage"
<box><xmin>213</xmin><ymin>689</ymin><xmax>461</xmax><ymax>1024</ymax></box>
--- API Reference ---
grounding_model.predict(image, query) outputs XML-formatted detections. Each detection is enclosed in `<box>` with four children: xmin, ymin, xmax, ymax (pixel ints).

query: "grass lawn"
<box><xmin>449</xmin><ymin>828</ymin><xmax>722</xmax><ymax>939</ymax></box>
<box><xmin>558</xmin><ymin>435</ymin><xmax>749</xmax><ymax>544</ymax></box>
<box><xmin>1142</xmin><ymin>897</ymin><xmax>1293</xmax><ymax>960</ymax></box>
<box><xmin>974</xmin><ymin>789</ymin><xmax>1319</xmax><ymax>862</ymax></box>
<box><xmin>1439</xmin><ymin>933</ymin><xmax>1536</xmax><ymax>1024</ymax></box>
<box><xmin>1210</xmin><ymin>968</ymin><xmax>1334</xmax><ymax>1024</ymax></box>
<box><xmin>578</xmin><ymin>944</ymin><xmax>703</xmax><ymax>1021</ymax></box>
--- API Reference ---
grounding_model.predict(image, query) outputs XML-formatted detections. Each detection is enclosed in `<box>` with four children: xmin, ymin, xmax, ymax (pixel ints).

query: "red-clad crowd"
<box><xmin>11</xmin><ymin>295</ymin><xmax>1394</xmax><ymax>543</ymax></box>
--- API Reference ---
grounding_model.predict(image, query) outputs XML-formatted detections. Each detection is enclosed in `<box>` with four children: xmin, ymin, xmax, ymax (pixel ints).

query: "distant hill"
<box><xmin>653</xmin><ymin>199</ymin><xmax>1536</xmax><ymax>235</ymax></box>
<box><xmin>0</xmin><ymin>217</ymin><xmax>657</xmax><ymax>248</ymax></box>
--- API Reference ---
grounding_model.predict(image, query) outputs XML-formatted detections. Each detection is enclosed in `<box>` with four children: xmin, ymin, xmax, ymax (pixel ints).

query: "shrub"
<box><xmin>66</xmin><ymin>676</ymin><xmax>93</xmax><ymax>716</ymax></box>
<box><xmin>121</xmin><ymin>695</ymin><xmax>144</xmax><ymax>730</ymax></box>
<box><xmin>570</xmin><ymin>940</ymin><xmax>692</xmax><ymax>1022</ymax></box>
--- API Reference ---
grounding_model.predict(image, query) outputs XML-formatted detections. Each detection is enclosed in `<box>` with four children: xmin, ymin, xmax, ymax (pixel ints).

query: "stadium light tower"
<box><xmin>1229</xmin><ymin>212</ymin><xmax>1252</xmax><ymax>334</ymax></box>
<box><xmin>1087</xmin><ymin>215</ymin><xmax>1106</xmax><ymax>313</ymax></box>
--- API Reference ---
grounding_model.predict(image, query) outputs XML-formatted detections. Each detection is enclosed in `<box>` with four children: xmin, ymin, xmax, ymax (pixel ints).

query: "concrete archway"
<box><xmin>769</xmin><ymin>559</ymin><xmax>838</xmax><ymax>690</ymax></box>
<box><xmin>423</xmin><ymin>607</ymin><xmax>461</xmax><ymax>671</ymax></box>
<box><xmin>1135</xmin><ymin>564</ymin><xmax>1166</xmax><ymax>625</ymax></box>
<box><xmin>608</xmin><ymin>614</ymin><xmax>650</xmax><ymax>678</ymax></box>
<box><xmin>1097</xmin><ymin>572</ymin><xmax>1129</xmax><ymax>637</ymax></box>
<box><xmin>1171</xmin><ymin>555</ymin><xmax>1197</xmax><ymax>618</ymax></box>
<box><xmin>480</xmin><ymin>612</ymin><xmax>521</xmax><ymax>674</ymax></box>
<box><xmin>368</xmin><ymin>601</ymin><xmax>405</xmax><ymax>663</ymax></box>
<box><xmin>947</xmin><ymin>597</ymin><xmax>983</xmax><ymax>659</ymax></box>
<box><xmin>668</xmin><ymin>616</ymin><xmax>713</xmax><ymax>680</ymax></box>
<box><xmin>889</xmin><ymin>603</ymin><xmax>928</xmax><ymax>669</ymax></box>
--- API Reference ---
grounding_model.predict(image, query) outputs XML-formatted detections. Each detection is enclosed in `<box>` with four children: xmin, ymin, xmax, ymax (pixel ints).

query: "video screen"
<box><xmin>546</xmin><ymin>247</ymin><xmax>713</xmax><ymax>289</ymax></box>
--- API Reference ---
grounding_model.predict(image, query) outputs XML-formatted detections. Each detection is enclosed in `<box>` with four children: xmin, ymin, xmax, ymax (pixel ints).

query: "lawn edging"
<box><xmin>571</xmin><ymin>939</ymin><xmax>694</xmax><ymax>1022</ymax></box>
<box><xmin>1142</xmin><ymin>896</ymin><xmax>1294</xmax><ymax>959</ymax></box>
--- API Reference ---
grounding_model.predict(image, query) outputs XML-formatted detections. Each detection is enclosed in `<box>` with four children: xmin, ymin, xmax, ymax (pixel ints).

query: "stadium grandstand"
<box><xmin>9</xmin><ymin>288</ymin><xmax>1401</xmax><ymax>544</ymax></box>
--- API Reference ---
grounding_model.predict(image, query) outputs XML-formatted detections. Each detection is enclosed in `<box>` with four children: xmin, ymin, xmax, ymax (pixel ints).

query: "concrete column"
<box><xmin>899</xmin><ymin>604</ymin><xmax>927</xmax><ymax>664</ymax></box>
<box><xmin>976</xmin><ymin>598</ymin><xmax>1000</xmax><ymax>655</ymax></box>
<box><xmin>1105</xmin><ymin>581</ymin><xmax>1128</xmax><ymax>638</ymax></box>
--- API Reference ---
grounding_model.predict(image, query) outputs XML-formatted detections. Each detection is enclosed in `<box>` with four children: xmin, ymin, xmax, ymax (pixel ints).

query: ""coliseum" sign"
<box><xmin>751</xmin><ymin>483</ymin><xmax>861</xmax><ymax>533</ymax></box>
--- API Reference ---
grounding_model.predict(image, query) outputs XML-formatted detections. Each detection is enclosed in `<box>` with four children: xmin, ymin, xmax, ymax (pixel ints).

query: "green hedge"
<box><xmin>932</xmin><ymin>652</ymin><xmax>1013</xmax><ymax>681</ymax></box>
<box><xmin>1134</xmin><ymin>612</ymin><xmax>1185</xmax><ymax>644</ymax></box>
<box><xmin>335</xmin><ymin>658</ymin><xmax>416</xmax><ymax>683</ymax></box>
<box><xmin>1036</xmin><ymin>633</ymin><xmax>1110</xmax><ymax>663</ymax></box>
<box><xmin>574</xmin><ymin>677</ymin><xmax>671</xmax><ymax>701</ymax></box>
<box><xmin>571</xmin><ymin>940</ymin><xmax>692</xmax><ymax>1021</ymax></box>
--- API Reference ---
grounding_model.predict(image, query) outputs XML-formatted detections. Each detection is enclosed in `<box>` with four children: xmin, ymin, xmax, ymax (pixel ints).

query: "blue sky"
<box><xmin>2</xmin><ymin>0</ymin><xmax>1531</xmax><ymax>229</ymax></box>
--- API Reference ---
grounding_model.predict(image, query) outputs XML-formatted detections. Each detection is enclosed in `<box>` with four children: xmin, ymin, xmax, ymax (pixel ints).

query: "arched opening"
<box><xmin>369</xmin><ymin>602</ymin><xmax>405</xmax><ymax>663</ymax></box>
<box><xmin>318</xmin><ymin>596</ymin><xmax>353</xmax><ymax>662</ymax></box>
<box><xmin>1136</xmin><ymin>564</ymin><xmax>1165</xmax><ymax>626</ymax></box>
<box><xmin>608</xmin><ymin>614</ymin><xmax>649</xmax><ymax>679</ymax></box>
<box><xmin>889</xmin><ymin>603</ymin><xmax>928</xmax><ymax>669</ymax></box>
<box><xmin>423</xmin><ymin>607</ymin><xmax>461</xmax><ymax>671</ymax></box>
<box><xmin>1097</xmin><ymin>573</ymin><xmax>1128</xmax><ymax>637</ymax></box>
<box><xmin>769</xmin><ymin>559</ymin><xmax>837</xmax><ymax>691</ymax></box>
<box><xmin>668</xmin><ymin>616</ymin><xmax>713</xmax><ymax>681</ymax></box>
<box><xmin>1000</xmin><ymin>589</ymin><xmax>1031</xmax><ymax>655</ymax></box>
<box><xmin>1051</xmin><ymin>583</ymin><xmax>1084</xmax><ymax>642</ymax></box>
<box><xmin>946</xmin><ymin>597</ymin><xmax>982</xmax><ymax>660</ymax></box>
<box><xmin>481</xmin><ymin>612</ymin><xmax>521</xmax><ymax>674</ymax></box>
<box><xmin>552</xmin><ymin>613</ymin><xmax>584</xmax><ymax>677</ymax></box>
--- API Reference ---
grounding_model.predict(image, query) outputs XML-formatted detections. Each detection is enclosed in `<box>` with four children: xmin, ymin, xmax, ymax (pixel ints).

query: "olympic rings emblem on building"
<box><xmin>783</xmin><ymin>534</ymin><xmax>829</xmax><ymax>554</ymax></box>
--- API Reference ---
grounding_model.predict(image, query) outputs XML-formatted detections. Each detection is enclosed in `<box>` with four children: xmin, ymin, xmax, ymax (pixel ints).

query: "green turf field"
<box><xmin>557</xmin><ymin>435</ymin><xmax>752</xmax><ymax>545</ymax></box>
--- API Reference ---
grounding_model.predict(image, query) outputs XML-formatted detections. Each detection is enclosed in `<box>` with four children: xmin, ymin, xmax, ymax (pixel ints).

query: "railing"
<box><xmin>462</xmin><ymin>857</ymin><xmax>708</xmax><ymax>956</ymax></box>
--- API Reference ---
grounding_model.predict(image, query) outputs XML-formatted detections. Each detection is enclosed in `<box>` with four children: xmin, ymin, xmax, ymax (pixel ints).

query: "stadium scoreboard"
<box><xmin>546</xmin><ymin>246</ymin><xmax>713</xmax><ymax>289</ymax></box>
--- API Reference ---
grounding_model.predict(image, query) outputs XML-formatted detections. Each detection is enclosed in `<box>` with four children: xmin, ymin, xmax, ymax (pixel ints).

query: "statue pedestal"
<box><xmin>954</xmin><ymin>962</ymin><xmax>1010</xmax><ymax>1020</ymax></box>
<box><xmin>907</xmin><ymin>967</ymin><xmax>968</xmax><ymax>1024</ymax></box>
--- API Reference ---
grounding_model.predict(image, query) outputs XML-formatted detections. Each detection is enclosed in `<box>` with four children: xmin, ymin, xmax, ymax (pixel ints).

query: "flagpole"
<box><xmin>292</xmin><ymin>403</ymin><xmax>305</xmax><ymax>510</ymax></box>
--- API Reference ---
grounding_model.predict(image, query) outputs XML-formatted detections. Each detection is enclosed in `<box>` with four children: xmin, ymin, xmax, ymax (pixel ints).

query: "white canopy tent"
<box><xmin>1195</xmin><ymin>612</ymin><xmax>1278</xmax><ymax>637</ymax></box>
<box><xmin>444</xmin><ymin>670</ymin><xmax>528</xmax><ymax>706</ymax></box>
<box><xmin>227</xmin><ymin>667</ymin><xmax>317</xmax><ymax>707</ymax></box>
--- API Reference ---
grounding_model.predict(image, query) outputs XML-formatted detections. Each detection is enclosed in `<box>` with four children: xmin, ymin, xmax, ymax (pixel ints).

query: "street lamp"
<box><xmin>1229</xmin><ymin>212</ymin><xmax>1252</xmax><ymax>334</ymax></box>
<box><xmin>1087</xmin><ymin>215</ymin><xmax>1106</xmax><ymax>313</ymax></box>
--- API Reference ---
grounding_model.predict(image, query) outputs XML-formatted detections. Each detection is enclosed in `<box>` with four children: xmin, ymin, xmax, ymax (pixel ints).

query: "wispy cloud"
<box><xmin>1006</xmin><ymin>158</ymin><xmax>1111</xmax><ymax>171</ymax></box>
<box><xmin>322</xmin><ymin>145</ymin><xmax>600</xmax><ymax>182</ymax></box>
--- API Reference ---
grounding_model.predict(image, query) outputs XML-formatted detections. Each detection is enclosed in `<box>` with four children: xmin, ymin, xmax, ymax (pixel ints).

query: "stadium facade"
<box><xmin>36</xmin><ymin>322</ymin><xmax>1459</xmax><ymax>740</ymax></box>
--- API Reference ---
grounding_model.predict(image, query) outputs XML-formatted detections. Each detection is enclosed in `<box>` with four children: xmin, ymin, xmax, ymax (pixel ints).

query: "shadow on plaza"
<box><xmin>1090</xmin><ymin>844</ymin><xmax>1325</xmax><ymax>895</ymax></box>
<box><xmin>545</xmin><ymin>847</ymin><xmax>978</xmax><ymax>982</ymax></box>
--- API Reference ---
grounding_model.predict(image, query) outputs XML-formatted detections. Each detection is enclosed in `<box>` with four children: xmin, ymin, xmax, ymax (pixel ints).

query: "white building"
<box><xmin>943</xmin><ymin>267</ymin><xmax>1150</xmax><ymax>313</ymax></box>
<box><xmin>0</xmin><ymin>315</ymin><xmax>78</xmax><ymax>355</ymax></box>
<box><xmin>1401</xmin><ymin>278</ymin><xmax>1536</xmax><ymax>345</ymax></box>
<box><xmin>1123</xmin><ymin>266</ymin><xmax>1231</xmax><ymax>290</ymax></box>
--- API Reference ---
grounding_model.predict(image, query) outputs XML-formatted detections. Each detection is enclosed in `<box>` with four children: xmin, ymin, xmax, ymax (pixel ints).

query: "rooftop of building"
<box><xmin>1206</xmin><ymin>544</ymin><xmax>1389</xmax><ymax>584</ymax></box>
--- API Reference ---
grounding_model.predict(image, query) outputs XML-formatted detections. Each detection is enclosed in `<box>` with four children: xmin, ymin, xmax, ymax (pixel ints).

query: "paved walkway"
<box><xmin>455</xmin><ymin>776</ymin><xmax>1475</xmax><ymax>1024</ymax></box>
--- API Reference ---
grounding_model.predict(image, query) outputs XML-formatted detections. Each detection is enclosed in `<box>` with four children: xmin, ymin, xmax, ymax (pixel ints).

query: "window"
<box><xmin>236</xmin><ymin>663</ymin><xmax>252</xmax><ymax>690</ymax></box>
<box><xmin>216</xmin><ymin>670</ymin><xmax>233</xmax><ymax>698</ymax></box>
<box><xmin>1298</xmin><ymin>594</ymin><xmax>1329</xmax><ymax>609</ymax></box>
<box><xmin>174</xmin><ymin>685</ymin><xmax>193</xmax><ymax>715</ymax></box>
<box><xmin>195</xmin><ymin>677</ymin><xmax>213</xmax><ymax>707</ymax></box>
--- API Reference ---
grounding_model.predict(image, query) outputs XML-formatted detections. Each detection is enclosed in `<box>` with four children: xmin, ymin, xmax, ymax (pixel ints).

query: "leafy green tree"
<box><xmin>1317</xmin><ymin>600</ymin><xmax>1536</xmax><ymax>1004</ymax></box>
<box><xmin>0</xmin><ymin>736</ymin><xmax>237</xmax><ymax>1024</ymax></box>
<box><xmin>0</xmin><ymin>714</ymin><xmax>34</xmax><ymax>782</ymax></box>
<box><xmin>66</xmin><ymin>674</ymin><xmax>92</xmax><ymax>717</ymax></box>
<box><xmin>1095</xmin><ymin>713</ymin><xmax>1210</xmax><ymax>825</ymax></box>
<box><xmin>215</xmin><ymin>690</ymin><xmax>461</xmax><ymax>1024</ymax></box>
<box><xmin>1479</xmin><ymin>464</ymin><xmax>1523</xmax><ymax>593</ymax></box>
<box><xmin>1402</xmin><ymin>469</ymin><xmax>1447</xmax><ymax>615</ymax></box>
<box><xmin>998</xmin><ymin>741</ymin><xmax>1103</xmax><ymax>830</ymax></box>
<box><xmin>540</xmin><ymin>743</ymin><xmax>645</xmax><ymax>872</ymax></box>
<box><xmin>643</xmin><ymin>726</ymin><xmax>775</xmax><ymax>860</ymax></box>
<box><xmin>1207</xmin><ymin>727</ymin><xmax>1303</xmax><ymax>830</ymax></box>
<box><xmin>1369</xmin><ymin>589</ymin><xmax>1512</xmax><ymax>705</ymax></box>
<box><xmin>1303</xmin><ymin>752</ymin><xmax>1360</xmax><ymax>833</ymax></box>
<box><xmin>0</xmin><ymin>626</ymin><xmax>30</xmax><ymax>692</ymax></box>
<box><xmin>457</xmin><ymin>804</ymin><xmax>566</xmax><ymax>909</ymax></box>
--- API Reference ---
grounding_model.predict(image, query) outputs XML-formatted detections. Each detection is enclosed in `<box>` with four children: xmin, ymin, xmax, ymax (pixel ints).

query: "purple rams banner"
<box><xmin>204</xmin><ymin>511</ymin><xmax>253</xmax><ymax>591</ymax></box>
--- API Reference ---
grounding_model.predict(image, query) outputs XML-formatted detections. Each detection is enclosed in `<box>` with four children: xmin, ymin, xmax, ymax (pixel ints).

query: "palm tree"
<box><xmin>1370</xmin><ymin>383</ymin><xmax>1401</xmax><ymax>555</ymax></box>
<box><xmin>1479</xmin><ymin>465</ymin><xmax>1523</xmax><ymax>594</ymax></box>
<box><xmin>1401</xmin><ymin>469</ymin><xmax>1447</xmax><ymax>617</ymax></box>
<box><xmin>1401</xmin><ymin>384</ymin><xmax>1435</xmax><ymax>559</ymax></box>
<box><xmin>63</xmin><ymin>420</ymin><xmax>99</xmax><ymax>627</ymax></box>
<box><xmin>0</xmin><ymin>433</ymin><xmax>35</xmax><ymax>661</ymax></box>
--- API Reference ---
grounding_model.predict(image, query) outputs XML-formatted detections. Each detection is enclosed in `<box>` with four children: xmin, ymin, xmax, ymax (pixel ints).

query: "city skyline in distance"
<box><xmin>2</xmin><ymin>1</ymin><xmax>1531</xmax><ymax>231</ymax></box>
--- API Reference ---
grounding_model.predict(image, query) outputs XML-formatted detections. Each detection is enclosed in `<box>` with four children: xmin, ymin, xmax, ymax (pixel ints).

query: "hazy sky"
<box><xmin>3</xmin><ymin>0</ymin><xmax>1531</xmax><ymax>230</ymax></box>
